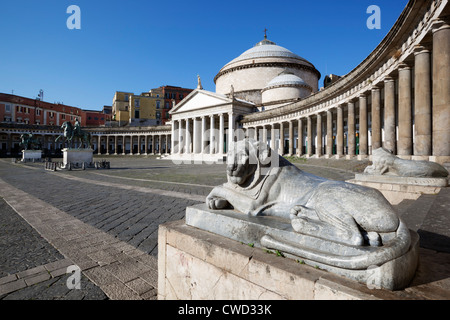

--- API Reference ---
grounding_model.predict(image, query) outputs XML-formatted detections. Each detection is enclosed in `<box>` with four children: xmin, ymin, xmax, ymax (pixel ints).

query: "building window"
<box><xmin>125</xmin><ymin>94</ymin><xmax>129</xmax><ymax>102</ymax></box>
<box><xmin>5</xmin><ymin>104</ymin><xmax>11</xmax><ymax>113</ymax></box>
<box><xmin>135</xmin><ymin>110</ymin><xmax>140</xmax><ymax>119</ymax></box>
<box><xmin>156</xmin><ymin>111</ymin><xmax>161</xmax><ymax>119</ymax></box>
<box><xmin>165</xmin><ymin>102</ymin><xmax>169</xmax><ymax>109</ymax></box>
<box><xmin>179</xmin><ymin>94</ymin><xmax>184</xmax><ymax>99</ymax></box>
<box><xmin>62</xmin><ymin>114</ymin><xmax>66</xmax><ymax>119</ymax></box>
<box><xmin>135</xmin><ymin>98</ymin><xmax>140</xmax><ymax>108</ymax></box>
<box><xmin>36</xmin><ymin>109</ymin><xmax>41</xmax><ymax>115</ymax></box>
<box><xmin>156</xmin><ymin>101</ymin><xmax>160</xmax><ymax>109</ymax></box>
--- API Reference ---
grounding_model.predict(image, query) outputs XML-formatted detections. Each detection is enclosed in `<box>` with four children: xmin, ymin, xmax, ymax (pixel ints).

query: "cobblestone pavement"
<box><xmin>0</xmin><ymin>155</ymin><xmax>359</xmax><ymax>300</ymax></box>
<box><xmin>0</xmin><ymin>155</ymin><xmax>448</xmax><ymax>300</ymax></box>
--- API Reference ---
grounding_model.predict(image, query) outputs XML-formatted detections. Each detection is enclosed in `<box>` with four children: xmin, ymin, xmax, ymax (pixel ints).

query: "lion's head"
<box><xmin>226</xmin><ymin>138</ymin><xmax>271</xmax><ymax>186</ymax></box>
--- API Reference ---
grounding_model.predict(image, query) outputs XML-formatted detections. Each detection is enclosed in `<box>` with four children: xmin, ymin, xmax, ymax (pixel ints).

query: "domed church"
<box><xmin>169</xmin><ymin>33</ymin><xmax>320</xmax><ymax>161</ymax></box>
<box><xmin>215</xmin><ymin>34</ymin><xmax>320</xmax><ymax>109</ymax></box>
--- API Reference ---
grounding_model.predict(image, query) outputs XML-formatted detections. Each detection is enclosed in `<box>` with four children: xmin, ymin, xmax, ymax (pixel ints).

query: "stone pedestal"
<box><xmin>158</xmin><ymin>219</ymin><xmax>420</xmax><ymax>300</ymax></box>
<box><xmin>62</xmin><ymin>148</ymin><xmax>94</xmax><ymax>166</ymax></box>
<box><xmin>22</xmin><ymin>150</ymin><xmax>42</xmax><ymax>161</ymax></box>
<box><xmin>348</xmin><ymin>174</ymin><xmax>447</xmax><ymax>205</ymax></box>
<box><xmin>158</xmin><ymin>204</ymin><xmax>419</xmax><ymax>296</ymax></box>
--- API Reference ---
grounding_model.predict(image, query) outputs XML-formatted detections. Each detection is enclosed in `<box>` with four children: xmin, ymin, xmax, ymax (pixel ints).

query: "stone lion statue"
<box><xmin>364</xmin><ymin>147</ymin><xmax>448</xmax><ymax>177</ymax></box>
<box><xmin>206</xmin><ymin>138</ymin><xmax>403</xmax><ymax>247</ymax></box>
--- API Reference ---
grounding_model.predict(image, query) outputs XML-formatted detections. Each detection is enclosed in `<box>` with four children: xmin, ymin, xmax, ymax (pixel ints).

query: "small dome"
<box><xmin>264</xmin><ymin>73</ymin><xmax>309</xmax><ymax>90</ymax></box>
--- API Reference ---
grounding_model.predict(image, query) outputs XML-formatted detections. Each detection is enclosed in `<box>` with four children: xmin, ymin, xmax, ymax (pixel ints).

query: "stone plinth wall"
<box><xmin>157</xmin><ymin>220</ymin><xmax>416</xmax><ymax>300</ymax></box>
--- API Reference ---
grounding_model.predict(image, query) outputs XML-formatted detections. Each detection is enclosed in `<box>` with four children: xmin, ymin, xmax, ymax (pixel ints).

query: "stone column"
<box><xmin>98</xmin><ymin>135</ymin><xmax>101</xmax><ymax>155</ymax></box>
<box><xmin>413</xmin><ymin>45</ymin><xmax>432</xmax><ymax>156</ymax></box>
<box><xmin>307</xmin><ymin>116</ymin><xmax>313</xmax><ymax>156</ymax></box>
<box><xmin>359</xmin><ymin>94</ymin><xmax>368</xmax><ymax>156</ymax></box>
<box><xmin>130</xmin><ymin>135</ymin><xmax>134</xmax><ymax>155</ymax></box>
<box><xmin>219</xmin><ymin>114</ymin><xmax>224</xmax><ymax>154</ymax></box>
<box><xmin>145</xmin><ymin>135</ymin><xmax>148</xmax><ymax>155</ymax></box>
<box><xmin>228</xmin><ymin>113</ymin><xmax>235</xmax><ymax>152</ymax></box>
<box><xmin>270</xmin><ymin>124</ymin><xmax>276</xmax><ymax>151</ymax></box>
<box><xmin>347</xmin><ymin>101</ymin><xmax>355</xmax><ymax>157</ymax></box>
<box><xmin>171</xmin><ymin>120</ymin><xmax>176</xmax><ymax>154</ymax></box>
<box><xmin>177</xmin><ymin>119</ymin><xmax>184</xmax><ymax>154</ymax></box>
<box><xmin>158</xmin><ymin>134</ymin><xmax>162</xmax><ymax>154</ymax></box>
<box><xmin>193</xmin><ymin>117</ymin><xmax>199</xmax><ymax>154</ymax></box>
<box><xmin>138</xmin><ymin>136</ymin><xmax>142</xmax><ymax>155</ymax></box>
<box><xmin>384</xmin><ymin>76</ymin><xmax>396</xmax><ymax>154</ymax></box>
<box><xmin>114</xmin><ymin>135</ymin><xmax>118</xmax><ymax>155</ymax></box>
<box><xmin>150</xmin><ymin>135</ymin><xmax>154</xmax><ymax>154</ymax></box>
<box><xmin>166</xmin><ymin>134</ymin><xmax>170</xmax><ymax>154</ymax></box>
<box><xmin>398</xmin><ymin>63</ymin><xmax>413</xmax><ymax>156</ymax></box>
<box><xmin>262</xmin><ymin>125</ymin><xmax>268</xmax><ymax>146</ymax></box>
<box><xmin>316</xmin><ymin>114</ymin><xmax>322</xmax><ymax>157</ymax></box>
<box><xmin>106</xmin><ymin>136</ymin><xmax>110</xmax><ymax>155</ymax></box>
<box><xmin>371</xmin><ymin>86</ymin><xmax>382</xmax><ymax>151</ymax></box>
<box><xmin>122</xmin><ymin>135</ymin><xmax>126</xmax><ymax>155</ymax></box>
<box><xmin>336</xmin><ymin>106</ymin><xmax>344</xmax><ymax>157</ymax></box>
<box><xmin>278</xmin><ymin>122</ymin><xmax>284</xmax><ymax>155</ymax></box>
<box><xmin>201</xmin><ymin>116</ymin><xmax>206</xmax><ymax>154</ymax></box>
<box><xmin>288</xmin><ymin>120</ymin><xmax>294</xmax><ymax>156</ymax></box>
<box><xmin>326</xmin><ymin>110</ymin><xmax>333</xmax><ymax>157</ymax></box>
<box><xmin>297</xmin><ymin>119</ymin><xmax>303</xmax><ymax>156</ymax></box>
<box><xmin>432</xmin><ymin>19</ymin><xmax>450</xmax><ymax>157</ymax></box>
<box><xmin>186</xmin><ymin>118</ymin><xmax>191</xmax><ymax>154</ymax></box>
<box><xmin>210</xmin><ymin>115</ymin><xmax>215</xmax><ymax>154</ymax></box>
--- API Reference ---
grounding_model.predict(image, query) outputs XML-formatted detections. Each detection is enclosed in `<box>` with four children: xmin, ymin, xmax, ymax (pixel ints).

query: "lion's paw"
<box><xmin>207</xmin><ymin>197</ymin><xmax>230</xmax><ymax>210</ymax></box>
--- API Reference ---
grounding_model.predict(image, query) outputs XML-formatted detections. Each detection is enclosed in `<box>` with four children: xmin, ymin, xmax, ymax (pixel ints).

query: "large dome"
<box><xmin>214</xmin><ymin>37</ymin><xmax>320</xmax><ymax>105</ymax></box>
<box><xmin>223</xmin><ymin>40</ymin><xmax>312</xmax><ymax>68</ymax></box>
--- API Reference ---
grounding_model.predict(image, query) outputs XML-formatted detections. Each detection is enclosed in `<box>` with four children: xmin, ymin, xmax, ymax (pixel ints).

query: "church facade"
<box><xmin>169</xmin><ymin>0</ymin><xmax>450</xmax><ymax>164</ymax></box>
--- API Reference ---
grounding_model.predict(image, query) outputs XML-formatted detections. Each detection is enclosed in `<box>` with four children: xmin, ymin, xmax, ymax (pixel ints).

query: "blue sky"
<box><xmin>0</xmin><ymin>0</ymin><xmax>408</xmax><ymax>111</ymax></box>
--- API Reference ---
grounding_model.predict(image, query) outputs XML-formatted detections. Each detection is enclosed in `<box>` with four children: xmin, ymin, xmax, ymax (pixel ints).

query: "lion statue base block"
<box><xmin>186</xmin><ymin>204</ymin><xmax>419</xmax><ymax>290</ymax></box>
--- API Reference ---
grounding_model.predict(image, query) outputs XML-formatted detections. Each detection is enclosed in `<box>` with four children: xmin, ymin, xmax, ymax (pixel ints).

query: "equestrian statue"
<box><xmin>55</xmin><ymin>119</ymin><xmax>91</xmax><ymax>149</ymax></box>
<box><xmin>19</xmin><ymin>133</ymin><xmax>42</xmax><ymax>150</ymax></box>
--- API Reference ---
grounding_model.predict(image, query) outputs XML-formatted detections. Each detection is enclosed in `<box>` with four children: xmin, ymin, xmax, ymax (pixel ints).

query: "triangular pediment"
<box><xmin>170</xmin><ymin>89</ymin><xmax>233</xmax><ymax>114</ymax></box>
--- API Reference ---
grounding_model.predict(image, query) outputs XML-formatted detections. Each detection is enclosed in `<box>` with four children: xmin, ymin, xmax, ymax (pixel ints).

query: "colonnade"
<box><xmin>244</xmin><ymin>17</ymin><xmax>450</xmax><ymax>161</ymax></box>
<box><xmin>93</xmin><ymin>133</ymin><xmax>171</xmax><ymax>155</ymax></box>
<box><xmin>172</xmin><ymin>113</ymin><xmax>235</xmax><ymax>156</ymax></box>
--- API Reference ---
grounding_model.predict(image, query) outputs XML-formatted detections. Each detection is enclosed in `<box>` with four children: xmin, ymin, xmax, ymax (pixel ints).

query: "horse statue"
<box><xmin>19</xmin><ymin>133</ymin><xmax>42</xmax><ymax>150</ymax></box>
<box><xmin>56</xmin><ymin>120</ymin><xmax>91</xmax><ymax>149</ymax></box>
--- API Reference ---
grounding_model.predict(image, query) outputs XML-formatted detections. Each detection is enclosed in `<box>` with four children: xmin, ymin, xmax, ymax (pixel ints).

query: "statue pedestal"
<box><xmin>22</xmin><ymin>150</ymin><xmax>42</xmax><ymax>161</ymax></box>
<box><xmin>62</xmin><ymin>148</ymin><xmax>94</xmax><ymax>167</ymax></box>
<box><xmin>348</xmin><ymin>174</ymin><xmax>448</xmax><ymax>205</ymax></box>
<box><xmin>158</xmin><ymin>204</ymin><xmax>419</xmax><ymax>298</ymax></box>
<box><xmin>158</xmin><ymin>219</ymin><xmax>424</xmax><ymax>300</ymax></box>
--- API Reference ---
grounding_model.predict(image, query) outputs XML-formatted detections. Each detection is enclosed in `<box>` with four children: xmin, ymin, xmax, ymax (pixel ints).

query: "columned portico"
<box><xmin>168</xmin><ymin>89</ymin><xmax>254</xmax><ymax>163</ymax></box>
